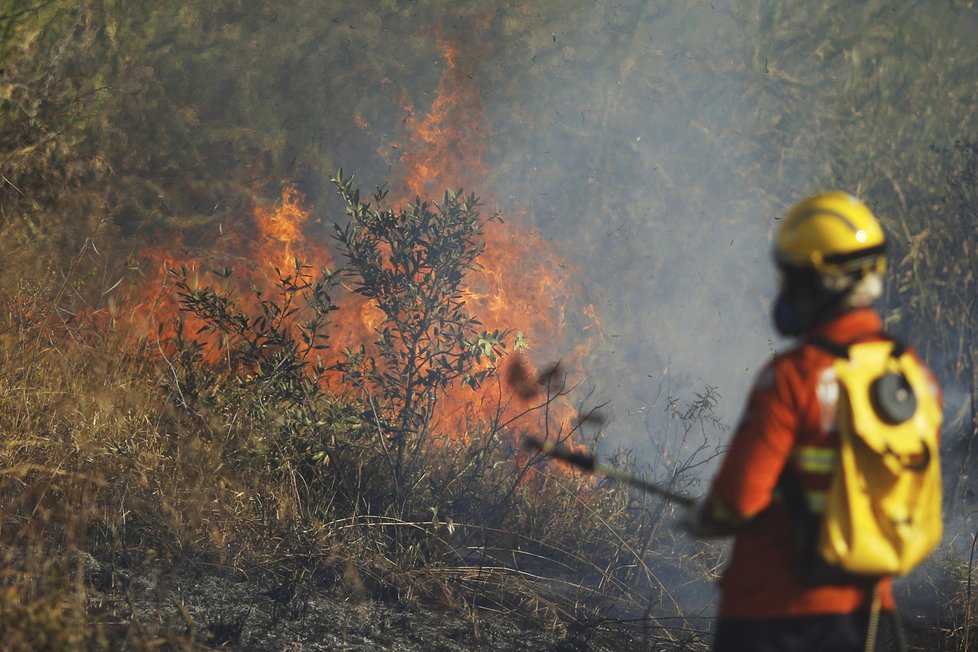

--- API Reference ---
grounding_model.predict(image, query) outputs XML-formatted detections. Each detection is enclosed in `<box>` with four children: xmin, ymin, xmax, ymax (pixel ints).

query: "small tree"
<box><xmin>330</xmin><ymin>170</ymin><xmax>506</xmax><ymax>502</ymax></box>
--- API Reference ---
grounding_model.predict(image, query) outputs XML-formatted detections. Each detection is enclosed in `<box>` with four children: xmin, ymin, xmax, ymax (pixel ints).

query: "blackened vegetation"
<box><xmin>506</xmin><ymin>355</ymin><xmax>544</xmax><ymax>401</ymax></box>
<box><xmin>504</xmin><ymin>357</ymin><xmax>576</xmax><ymax>408</ymax></box>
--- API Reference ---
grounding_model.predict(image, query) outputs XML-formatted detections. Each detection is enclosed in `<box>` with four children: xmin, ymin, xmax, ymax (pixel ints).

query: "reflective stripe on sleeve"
<box><xmin>806</xmin><ymin>490</ymin><xmax>828</xmax><ymax>514</ymax></box>
<box><xmin>792</xmin><ymin>446</ymin><xmax>838</xmax><ymax>474</ymax></box>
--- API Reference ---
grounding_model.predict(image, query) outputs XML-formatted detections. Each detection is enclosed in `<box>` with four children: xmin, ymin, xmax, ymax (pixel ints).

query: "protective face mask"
<box><xmin>772</xmin><ymin>291</ymin><xmax>814</xmax><ymax>337</ymax></box>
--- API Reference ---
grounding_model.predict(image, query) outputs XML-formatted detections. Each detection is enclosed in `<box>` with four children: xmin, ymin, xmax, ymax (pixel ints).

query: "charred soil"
<box><xmin>84</xmin><ymin>554</ymin><xmax>640</xmax><ymax>651</ymax></box>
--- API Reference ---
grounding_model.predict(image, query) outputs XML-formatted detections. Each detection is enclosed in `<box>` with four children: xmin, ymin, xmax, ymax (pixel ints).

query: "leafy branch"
<box><xmin>331</xmin><ymin>169</ymin><xmax>508</xmax><ymax>497</ymax></box>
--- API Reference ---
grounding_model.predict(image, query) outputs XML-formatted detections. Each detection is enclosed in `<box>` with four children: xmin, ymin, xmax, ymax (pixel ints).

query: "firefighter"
<box><xmin>679</xmin><ymin>192</ymin><xmax>932</xmax><ymax>651</ymax></box>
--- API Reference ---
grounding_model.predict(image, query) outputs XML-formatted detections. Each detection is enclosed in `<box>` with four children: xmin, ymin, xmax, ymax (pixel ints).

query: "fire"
<box><xmin>128</xmin><ymin>28</ymin><xmax>597</xmax><ymax>444</ymax></box>
<box><xmin>253</xmin><ymin>184</ymin><xmax>316</xmax><ymax>271</ymax></box>
<box><xmin>127</xmin><ymin>184</ymin><xmax>340</xmax><ymax>365</ymax></box>
<box><xmin>396</xmin><ymin>40</ymin><xmax>486</xmax><ymax>202</ymax></box>
<box><xmin>388</xmin><ymin>34</ymin><xmax>592</xmax><ymax>435</ymax></box>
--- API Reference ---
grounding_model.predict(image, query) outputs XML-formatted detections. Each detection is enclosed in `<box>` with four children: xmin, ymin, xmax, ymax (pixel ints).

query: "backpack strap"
<box><xmin>777</xmin><ymin>463</ymin><xmax>876</xmax><ymax>585</ymax></box>
<box><xmin>809</xmin><ymin>331</ymin><xmax>906</xmax><ymax>360</ymax></box>
<box><xmin>888</xmin><ymin>334</ymin><xmax>907</xmax><ymax>358</ymax></box>
<box><xmin>809</xmin><ymin>337</ymin><xmax>852</xmax><ymax>359</ymax></box>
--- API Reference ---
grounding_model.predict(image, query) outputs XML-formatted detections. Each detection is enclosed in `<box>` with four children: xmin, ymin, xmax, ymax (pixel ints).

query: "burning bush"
<box><xmin>331</xmin><ymin>170</ymin><xmax>508</xmax><ymax>501</ymax></box>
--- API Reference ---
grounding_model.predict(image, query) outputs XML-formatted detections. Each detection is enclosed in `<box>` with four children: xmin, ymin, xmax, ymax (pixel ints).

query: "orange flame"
<box><xmin>254</xmin><ymin>184</ymin><xmax>316</xmax><ymax>271</ymax></box>
<box><xmin>127</xmin><ymin>184</ymin><xmax>341</xmax><ymax>366</ymax></box>
<box><xmin>396</xmin><ymin>40</ymin><xmax>486</xmax><ymax>202</ymax></box>
<box><xmin>128</xmin><ymin>29</ymin><xmax>598</xmax><ymax>445</ymax></box>
<box><xmin>388</xmin><ymin>35</ymin><xmax>592</xmax><ymax>436</ymax></box>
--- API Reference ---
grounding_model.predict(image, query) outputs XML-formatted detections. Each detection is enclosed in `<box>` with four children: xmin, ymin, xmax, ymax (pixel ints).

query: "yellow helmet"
<box><xmin>775</xmin><ymin>191</ymin><xmax>887</xmax><ymax>291</ymax></box>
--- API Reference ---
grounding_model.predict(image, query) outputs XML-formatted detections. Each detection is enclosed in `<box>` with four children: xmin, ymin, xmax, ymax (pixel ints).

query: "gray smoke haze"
<box><xmin>78</xmin><ymin>0</ymin><xmax>976</xmax><ymax>631</ymax></box>
<box><xmin>206</xmin><ymin>3</ymin><xmax>978</xmax><ymax>504</ymax></box>
<box><xmin>284</xmin><ymin>1</ymin><xmax>976</xmax><ymax>475</ymax></box>
<box><xmin>289</xmin><ymin>12</ymin><xmax>978</xmax><ymax>619</ymax></box>
<box><xmin>313</xmin><ymin>3</ymin><xmax>786</xmax><ymax>453</ymax></box>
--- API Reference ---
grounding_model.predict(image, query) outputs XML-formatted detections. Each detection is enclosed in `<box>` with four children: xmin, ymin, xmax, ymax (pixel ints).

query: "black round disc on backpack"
<box><xmin>870</xmin><ymin>372</ymin><xmax>917</xmax><ymax>425</ymax></box>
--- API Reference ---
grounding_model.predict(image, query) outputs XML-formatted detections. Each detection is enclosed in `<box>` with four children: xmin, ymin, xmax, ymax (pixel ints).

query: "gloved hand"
<box><xmin>678</xmin><ymin>496</ymin><xmax>722</xmax><ymax>538</ymax></box>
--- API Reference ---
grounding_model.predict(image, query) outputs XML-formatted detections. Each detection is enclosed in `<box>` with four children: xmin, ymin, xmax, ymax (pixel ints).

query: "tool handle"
<box><xmin>522</xmin><ymin>436</ymin><xmax>695</xmax><ymax>506</ymax></box>
<box><xmin>522</xmin><ymin>436</ymin><xmax>595</xmax><ymax>470</ymax></box>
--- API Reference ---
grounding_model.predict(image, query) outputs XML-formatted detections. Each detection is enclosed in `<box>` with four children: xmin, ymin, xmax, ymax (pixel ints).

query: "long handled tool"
<box><xmin>522</xmin><ymin>436</ymin><xmax>695</xmax><ymax>507</ymax></box>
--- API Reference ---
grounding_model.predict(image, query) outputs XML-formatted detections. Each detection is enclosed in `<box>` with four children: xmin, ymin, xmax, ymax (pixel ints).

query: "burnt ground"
<box><xmin>76</xmin><ymin>551</ymin><xmax>962</xmax><ymax>651</ymax></box>
<box><xmin>79</xmin><ymin>553</ymin><xmax>682</xmax><ymax>651</ymax></box>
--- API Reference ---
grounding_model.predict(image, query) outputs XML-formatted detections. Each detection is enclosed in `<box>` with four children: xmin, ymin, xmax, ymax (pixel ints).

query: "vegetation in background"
<box><xmin>2</xmin><ymin>0</ymin><xmax>978</xmax><ymax>649</ymax></box>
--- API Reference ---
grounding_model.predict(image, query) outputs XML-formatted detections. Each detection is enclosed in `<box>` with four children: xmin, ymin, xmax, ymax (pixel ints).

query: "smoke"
<box><xmin>122</xmin><ymin>0</ymin><xmax>978</xmax><ymax>484</ymax></box>
<box><xmin>462</xmin><ymin>3</ymin><xmax>782</xmax><ymax>448</ymax></box>
<box><xmin>316</xmin><ymin>4</ymin><xmax>784</xmax><ymax>450</ymax></box>
<box><xmin>294</xmin><ymin>5</ymin><xmax>977</xmax><ymax>626</ymax></box>
<box><xmin>85</xmin><ymin>0</ymin><xmax>978</xmax><ymax>635</ymax></box>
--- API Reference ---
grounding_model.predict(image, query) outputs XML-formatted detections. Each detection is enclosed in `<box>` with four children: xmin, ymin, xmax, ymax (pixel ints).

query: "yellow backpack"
<box><xmin>816</xmin><ymin>337</ymin><xmax>943</xmax><ymax>577</ymax></box>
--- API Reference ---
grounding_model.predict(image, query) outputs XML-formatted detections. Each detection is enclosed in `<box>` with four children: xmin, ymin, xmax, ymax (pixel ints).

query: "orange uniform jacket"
<box><xmin>706</xmin><ymin>308</ymin><xmax>940</xmax><ymax>619</ymax></box>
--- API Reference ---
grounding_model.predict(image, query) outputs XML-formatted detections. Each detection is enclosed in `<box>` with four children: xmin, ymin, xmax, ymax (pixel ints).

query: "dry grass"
<box><xmin>5</xmin><ymin>1</ymin><xmax>978</xmax><ymax>649</ymax></box>
<box><xmin>0</xmin><ymin>276</ymin><xmax>720</xmax><ymax>649</ymax></box>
